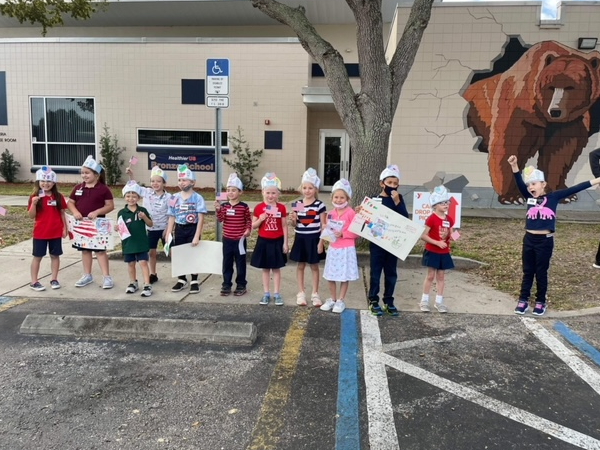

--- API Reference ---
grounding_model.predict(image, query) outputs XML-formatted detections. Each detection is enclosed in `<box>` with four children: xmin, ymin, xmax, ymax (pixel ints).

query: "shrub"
<box><xmin>0</xmin><ymin>149</ymin><xmax>20</xmax><ymax>182</ymax></box>
<box><xmin>224</xmin><ymin>127</ymin><xmax>263</xmax><ymax>190</ymax></box>
<box><xmin>99</xmin><ymin>124</ymin><xmax>125</xmax><ymax>185</ymax></box>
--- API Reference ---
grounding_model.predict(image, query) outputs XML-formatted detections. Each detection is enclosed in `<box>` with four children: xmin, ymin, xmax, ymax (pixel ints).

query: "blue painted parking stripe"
<box><xmin>0</xmin><ymin>296</ymin><xmax>11</xmax><ymax>306</ymax></box>
<box><xmin>554</xmin><ymin>321</ymin><xmax>600</xmax><ymax>369</ymax></box>
<box><xmin>336</xmin><ymin>309</ymin><xmax>360</xmax><ymax>450</ymax></box>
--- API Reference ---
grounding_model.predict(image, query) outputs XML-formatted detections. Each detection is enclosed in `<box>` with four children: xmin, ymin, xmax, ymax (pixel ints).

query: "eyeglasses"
<box><xmin>439</xmin><ymin>201</ymin><xmax>450</xmax><ymax>205</ymax></box>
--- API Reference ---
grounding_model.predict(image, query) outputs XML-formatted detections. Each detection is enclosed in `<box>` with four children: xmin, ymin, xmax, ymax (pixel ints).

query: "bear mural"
<box><xmin>463</xmin><ymin>40</ymin><xmax>600</xmax><ymax>204</ymax></box>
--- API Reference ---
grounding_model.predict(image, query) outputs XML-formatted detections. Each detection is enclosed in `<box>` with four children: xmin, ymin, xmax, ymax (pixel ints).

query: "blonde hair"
<box><xmin>331</xmin><ymin>189</ymin><xmax>350</xmax><ymax>201</ymax></box>
<box><xmin>298</xmin><ymin>182</ymin><xmax>319</xmax><ymax>199</ymax></box>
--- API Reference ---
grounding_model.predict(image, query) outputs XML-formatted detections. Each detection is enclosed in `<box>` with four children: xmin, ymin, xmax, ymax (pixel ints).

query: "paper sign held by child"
<box><xmin>320</xmin><ymin>216</ymin><xmax>344</xmax><ymax>243</ymax></box>
<box><xmin>116</xmin><ymin>216</ymin><xmax>131</xmax><ymax>240</ymax></box>
<box><xmin>67</xmin><ymin>215</ymin><xmax>116</xmax><ymax>250</ymax></box>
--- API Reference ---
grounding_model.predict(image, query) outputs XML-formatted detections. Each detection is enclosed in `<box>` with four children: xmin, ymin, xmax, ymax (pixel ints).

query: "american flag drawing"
<box><xmin>67</xmin><ymin>216</ymin><xmax>115</xmax><ymax>250</ymax></box>
<box><xmin>129</xmin><ymin>155</ymin><xmax>139</xmax><ymax>165</ymax></box>
<box><xmin>265</xmin><ymin>205</ymin><xmax>277</xmax><ymax>215</ymax></box>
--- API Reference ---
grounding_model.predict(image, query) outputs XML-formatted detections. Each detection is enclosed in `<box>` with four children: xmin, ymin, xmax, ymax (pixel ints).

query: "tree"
<box><xmin>251</xmin><ymin>0</ymin><xmax>434</xmax><ymax>203</ymax></box>
<box><xmin>0</xmin><ymin>0</ymin><xmax>434</xmax><ymax>203</ymax></box>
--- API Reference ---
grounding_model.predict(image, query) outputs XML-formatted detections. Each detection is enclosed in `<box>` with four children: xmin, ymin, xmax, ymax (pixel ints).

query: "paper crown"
<box><xmin>35</xmin><ymin>166</ymin><xmax>57</xmax><ymax>183</ymax></box>
<box><xmin>150</xmin><ymin>166</ymin><xmax>167</xmax><ymax>182</ymax></box>
<box><xmin>332</xmin><ymin>178</ymin><xmax>352</xmax><ymax>198</ymax></box>
<box><xmin>261</xmin><ymin>172</ymin><xmax>281</xmax><ymax>190</ymax></box>
<box><xmin>177</xmin><ymin>164</ymin><xmax>195</xmax><ymax>181</ymax></box>
<box><xmin>429</xmin><ymin>185</ymin><xmax>450</xmax><ymax>206</ymax></box>
<box><xmin>122</xmin><ymin>180</ymin><xmax>144</xmax><ymax>197</ymax></box>
<box><xmin>379</xmin><ymin>164</ymin><xmax>401</xmax><ymax>181</ymax></box>
<box><xmin>226</xmin><ymin>173</ymin><xmax>243</xmax><ymax>190</ymax></box>
<box><xmin>82</xmin><ymin>155</ymin><xmax>102</xmax><ymax>174</ymax></box>
<box><xmin>523</xmin><ymin>166</ymin><xmax>545</xmax><ymax>184</ymax></box>
<box><xmin>301</xmin><ymin>168</ymin><xmax>321</xmax><ymax>189</ymax></box>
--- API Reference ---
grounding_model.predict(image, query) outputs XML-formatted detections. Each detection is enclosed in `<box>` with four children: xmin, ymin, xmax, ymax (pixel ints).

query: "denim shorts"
<box><xmin>124</xmin><ymin>252</ymin><xmax>150</xmax><ymax>263</ymax></box>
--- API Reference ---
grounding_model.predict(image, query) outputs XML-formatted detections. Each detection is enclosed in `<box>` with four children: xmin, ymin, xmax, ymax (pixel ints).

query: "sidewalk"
<box><xmin>1</xmin><ymin>193</ymin><xmax>599</xmax><ymax>317</ymax></box>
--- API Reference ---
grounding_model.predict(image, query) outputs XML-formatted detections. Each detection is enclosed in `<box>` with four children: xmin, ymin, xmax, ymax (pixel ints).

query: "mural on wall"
<box><xmin>463</xmin><ymin>39</ymin><xmax>600</xmax><ymax>204</ymax></box>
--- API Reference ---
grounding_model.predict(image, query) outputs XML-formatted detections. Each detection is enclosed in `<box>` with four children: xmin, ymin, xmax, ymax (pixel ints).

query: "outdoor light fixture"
<box><xmin>578</xmin><ymin>37</ymin><xmax>598</xmax><ymax>50</ymax></box>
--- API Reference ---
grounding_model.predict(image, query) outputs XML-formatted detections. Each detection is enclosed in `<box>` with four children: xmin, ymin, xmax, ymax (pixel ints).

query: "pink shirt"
<box><xmin>327</xmin><ymin>207</ymin><xmax>358</xmax><ymax>249</ymax></box>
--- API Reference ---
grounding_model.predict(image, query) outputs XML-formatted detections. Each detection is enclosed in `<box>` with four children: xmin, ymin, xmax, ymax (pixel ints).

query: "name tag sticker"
<box><xmin>527</xmin><ymin>198</ymin><xmax>537</xmax><ymax>205</ymax></box>
<box><xmin>75</xmin><ymin>189</ymin><xmax>83</xmax><ymax>196</ymax></box>
<box><xmin>47</xmin><ymin>200</ymin><xmax>57</xmax><ymax>206</ymax></box>
<box><xmin>226</xmin><ymin>209</ymin><xmax>236</xmax><ymax>216</ymax></box>
<box><xmin>442</xmin><ymin>221</ymin><xmax>450</xmax><ymax>228</ymax></box>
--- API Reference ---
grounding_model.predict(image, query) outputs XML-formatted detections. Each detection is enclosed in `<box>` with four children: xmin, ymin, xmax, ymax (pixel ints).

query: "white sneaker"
<box><xmin>75</xmin><ymin>274</ymin><xmax>93</xmax><ymax>287</ymax></box>
<box><xmin>140</xmin><ymin>285</ymin><xmax>152</xmax><ymax>297</ymax></box>
<box><xmin>102</xmin><ymin>276</ymin><xmax>114</xmax><ymax>289</ymax></box>
<box><xmin>332</xmin><ymin>300</ymin><xmax>346</xmax><ymax>314</ymax></box>
<box><xmin>435</xmin><ymin>302</ymin><xmax>448</xmax><ymax>313</ymax></box>
<box><xmin>311</xmin><ymin>293</ymin><xmax>322</xmax><ymax>307</ymax></box>
<box><xmin>125</xmin><ymin>281</ymin><xmax>139</xmax><ymax>294</ymax></box>
<box><xmin>296</xmin><ymin>292</ymin><xmax>307</xmax><ymax>306</ymax></box>
<box><xmin>320</xmin><ymin>298</ymin><xmax>335</xmax><ymax>312</ymax></box>
<box><xmin>419</xmin><ymin>301</ymin><xmax>431</xmax><ymax>312</ymax></box>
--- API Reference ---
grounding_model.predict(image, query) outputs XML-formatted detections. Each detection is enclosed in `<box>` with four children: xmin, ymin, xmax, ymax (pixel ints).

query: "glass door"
<box><xmin>319</xmin><ymin>129</ymin><xmax>351</xmax><ymax>191</ymax></box>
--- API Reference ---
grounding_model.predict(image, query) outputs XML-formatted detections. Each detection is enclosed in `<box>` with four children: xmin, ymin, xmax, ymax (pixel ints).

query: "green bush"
<box><xmin>99</xmin><ymin>124</ymin><xmax>125</xmax><ymax>185</ymax></box>
<box><xmin>0</xmin><ymin>149</ymin><xmax>20</xmax><ymax>182</ymax></box>
<box><xmin>224</xmin><ymin>127</ymin><xmax>263</xmax><ymax>190</ymax></box>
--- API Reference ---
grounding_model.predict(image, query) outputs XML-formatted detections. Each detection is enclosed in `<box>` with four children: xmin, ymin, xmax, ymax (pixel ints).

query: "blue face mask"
<box><xmin>383</xmin><ymin>185</ymin><xmax>397</xmax><ymax>197</ymax></box>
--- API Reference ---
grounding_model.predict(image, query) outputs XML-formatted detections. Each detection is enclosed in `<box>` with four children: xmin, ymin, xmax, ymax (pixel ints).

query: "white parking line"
<box><xmin>381</xmin><ymin>331</ymin><xmax>467</xmax><ymax>353</ymax></box>
<box><xmin>360</xmin><ymin>311</ymin><xmax>399</xmax><ymax>450</ymax></box>
<box><xmin>521</xmin><ymin>318</ymin><xmax>600</xmax><ymax>395</ymax></box>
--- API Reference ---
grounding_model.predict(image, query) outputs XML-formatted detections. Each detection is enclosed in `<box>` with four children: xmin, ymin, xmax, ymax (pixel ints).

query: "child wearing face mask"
<box><xmin>508</xmin><ymin>155</ymin><xmax>600</xmax><ymax>316</ymax></box>
<box><xmin>366</xmin><ymin>165</ymin><xmax>409</xmax><ymax>317</ymax></box>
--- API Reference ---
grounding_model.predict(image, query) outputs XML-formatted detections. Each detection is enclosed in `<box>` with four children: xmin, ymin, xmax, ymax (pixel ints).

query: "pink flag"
<box><xmin>0</xmin><ymin>205</ymin><xmax>6</xmax><ymax>216</ymax></box>
<box><xmin>129</xmin><ymin>155</ymin><xmax>139</xmax><ymax>165</ymax></box>
<box><xmin>265</xmin><ymin>205</ymin><xmax>277</xmax><ymax>215</ymax></box>
<box><xmin>216</xmin><ymin>192</ymin><xmax>228</xmax><ymax>201</ymax></box>
<box><xmin>292</xmin><ymin>201</ymin><xmax>304</xmax><ymax>212</ymax></box>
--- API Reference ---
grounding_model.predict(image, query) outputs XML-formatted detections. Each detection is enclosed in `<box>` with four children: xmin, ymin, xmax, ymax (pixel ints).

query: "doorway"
<box><xmin>319</xmin><ymin>129</ymin><xmax>351</xmax><ymax>191</ymax></box>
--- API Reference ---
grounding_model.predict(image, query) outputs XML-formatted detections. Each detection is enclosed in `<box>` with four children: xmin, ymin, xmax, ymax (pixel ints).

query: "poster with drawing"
<box><xmin>349</xmin><ymin>197</ymin><xmax>425</xmax><ymax>261</ymax></box>
<box><xmin>67</xmin><ymin>215</ymin><xmax>116</xmax><ymax>250</ymax></box>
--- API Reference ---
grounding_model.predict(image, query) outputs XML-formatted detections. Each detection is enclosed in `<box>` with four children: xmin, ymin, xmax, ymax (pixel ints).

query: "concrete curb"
<box><xmin>19</xmin><ymin>314</ymin><xmax>257</xmax><ymax>346</ymax></box>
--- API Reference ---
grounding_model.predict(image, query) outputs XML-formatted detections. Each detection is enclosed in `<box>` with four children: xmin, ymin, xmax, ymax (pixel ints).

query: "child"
<box><xmin>165</xmin><ymin>164</ymin><xmax>207</xmax><ymax>294</ymax></box>
<box><xmin>320</xmin><ymin>179</ymin><xmax>359</xmax><ymax>314</ymax></box>
<box><xmin>367</xmin><ymin>164</ymin><xmax>409</xmax><ymax>316</ymax></box>
<box><xmin>67</xmin><ymin>155</ymin><xmax>115</xmax><ymax>289</ymax></box>
<box><xmin>250</xmin><ymin>172</ymin><xmax>288</xmax><ymax>306</ymax></box>
<box><xmin>588</xmin><ymin>147</ymin><xmax>600</xmax><ymax>269</ymax></box>
<box><xmin>126</xmin><ymin>165</ymin><xmax>172</xmax><ymax>283</ymax></box>
<box><xmin>508</xmin><ymin>155</ymin><xmax>600</xmax><ymax>315</ymax></box>
<box><xmin>289</xmin><ymin>168</ymin><xmax>327</xmax><ymax>307</ymax></box>
<box><xmin>215</xmin><ymin>173</ymin><xmax>252</xmax><ymax>296</ymax></box>
<box><xmin>28</xmin><ymin>166</ymin><xmax>68</xmax><ymax>291</ymax></box>
<box><xmin>419</xmin><ymin>185</ymin><xmax>455</xmax><ymax>313</ymax></box>
<box><xmin>117</xmin><ymin>181</ymin><xmax>154</xmax><ymax>296</ymax></box>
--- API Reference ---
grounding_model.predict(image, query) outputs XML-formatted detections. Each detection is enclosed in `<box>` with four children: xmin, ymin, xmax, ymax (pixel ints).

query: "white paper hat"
<box><xmin>301</xmin><ymin>168</ymin><xmax>321</xmax><ymax>189</ymax></box>
<box><xmin>522</xmin><ymin>166</ymin><xmax>545</xmax><ymax>184</ymax></box>
<box><xmin>226</xmin><ymin>173</ymin><xmax>243</xmax><ymax>190</ymax></box>
<box><xmin>332</xmin><ymin>178</ymin><xmax>352</xmax><ymax>198</ymax></box>
<box><xmin>379</xmin><ymin>164</ymin><xmax>401</xmax><ymax>181</ymax></box>
<box><xmin>122</xmin><ymin>180</ymin><xmax>144</xmax><ymax>197</ymax></box>
<box><xmin>150</xmin><ymin>166</ymin><xmax>167</xmax><ymax>182</ymax></box>
<box><xmin>261</xmin><ymin>172</ymin><xmax>281</xmax><ymax>190</ymax></box>
<box><xmin>35</xmin><ymin>166</ymin><xmax>57</xmax><ymax>183</ymax></box>
<box><xmin>177</xmin><ymin>164</ymin><xmax>195</xmax><ymax>181</ymax></box>
<box><xmin>429</xmin><ymin>185</ymin><xmax>450</xmax><ymax>206</ymax></box>
<box><xmin>82</xmin><ymin>155</ymin><xmax>102</xmax><ymax>174</ymax></box>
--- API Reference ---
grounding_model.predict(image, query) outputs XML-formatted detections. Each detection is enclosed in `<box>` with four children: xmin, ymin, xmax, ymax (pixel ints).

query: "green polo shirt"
<box><xmin>117</xmin><ymin>205</ymin><xmax>151</xmax><ymax>255</ymax></box>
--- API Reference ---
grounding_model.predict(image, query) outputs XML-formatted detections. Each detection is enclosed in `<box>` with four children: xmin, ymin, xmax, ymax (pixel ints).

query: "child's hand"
<box><xmin>283</xmin><ymin>243</ymin><xmax>289</xmax><ymax>254</ymax></box>
<box><xmin>391</xmin><ymin>190</ymin><xmax>400</xmax><ymax>205</ymax></box>
<box><xmin>288</xmin><ymin>211</ymin><xmax>296</xmax><ymax>224</ymax></box>
<box><xmin>138</xmin><ymin>211</ymin><xmax>147</xmax><ymax>219</ymax></box>
<box><xmin>113</xmin><ymin>224</ymin><xmax>119</xmax><ymax>232</ymax></box>
<box><xmin>507</xmin><ymin>155</ymin><xmax>519</xmax><ymax>169</ymax></box>
<box><xmin>437</xmin><ymin>240</ymin><xmax>448</xmax><ymax>249</ymax></box>
<box><xmin>214</xmin><ymin>200</ymin><xmax>221</xmax><ymax>210</ymax></box>
<box><xmin>243</xmin><ymin>229</ymin><xmax>251</xmax><ymax>237</ymax></box>
<box><xmin>317</xmin><ymin>241</ymin><xmax>324</xmax><ymax>253</ymax></box>
<box><xmin>354</xmin><ymin>205</ymin><xmax>362</xmax><ymax>213</ymax></box>
<box><xmin>259</xmin><ymin>213</ymin><xmax>267</xmax><ymax>222</ymax></box>
<box><xmin>125</xmin><ymin>167</ymin><xmax>133</xmax><ymax>175</ymax></box>
<box><xmin>191</xmin><ymin>237</ymin><xmax>200</xmax><ymax>247</ymax></box>
<box><xmin>88</xmin><ymin>211</ymin><xmax>98</xmax><ymax>220</ymax></box>
<box><xmin>31</xmin><ymin>196</ymin><xmax>40</xmax><ymax>204</ymax></box>
<box><xmin>73</xmin><ymin>212</ymin><xmax>83</xmax><ymax>220</ymax></box>
<box><xmin>334</xmin><ymin>230</ymin><xmax>343</xmax><ymax>238</ymax></box>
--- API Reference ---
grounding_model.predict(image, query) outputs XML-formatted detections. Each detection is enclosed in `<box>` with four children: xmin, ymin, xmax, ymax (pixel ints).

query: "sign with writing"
<box><xmin>412</xmin><ymin>192</ymin><xmax>462</xmax><ymax>228</ymax></box>
<box><xmin>147</xmin><ymin>152</ymin><xmax>215</xmax><ymax>172</ymax></box>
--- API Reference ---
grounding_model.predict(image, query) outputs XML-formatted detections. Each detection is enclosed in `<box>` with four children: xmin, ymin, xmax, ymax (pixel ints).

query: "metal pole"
<box><xmin>215</xmin><ymin>107</ymin><xmax>223</xmax><ymax>242</ymax></box>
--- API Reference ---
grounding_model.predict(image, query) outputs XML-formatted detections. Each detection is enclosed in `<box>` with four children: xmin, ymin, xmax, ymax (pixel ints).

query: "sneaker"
<box><xmin>332</xmin><ymin>300</ymin><xmax>346</xmax><ymax>314</ymax></box>
<box><xmin>320</xmin><ymin>298</ymin><xmax>336</xmax><ymax>312</ymax></box>
<box><xmin>594</xmin><ymin>263</ymin><xmax>600</xmax><ymax>269</ymax></box>
<box><xmin>75</xmin><ymin>274</ymin><xmax>93</xmax><ymax>287</ymax></box>
<box><xmin>435</xmin><ymin>302</ymin><xmax>448</xmax><ymax>313</ymax></box>
<box><xmin>296</xmin><ymin>292</ymin><xmax>307</xmax><ymax>306</ymax></box>
<box><xmin>311</xmin><ymin>293</ymin><xmax>322</xmax><ymax>307</ymax></box>
<box><xmin>29</xmin><ymin>281</ymin><xmax>45</xmax><ymax>291</ymax></box>
<box><xmin>171</xmin><ymin>279</ymin><xmax>188</xmax><ymax>292</ymax></box>
<box><xmin>369</xmin><ymin>302</ymin><xmax>383</xmax><ymax>316</ymax></box>
<box><xmin>50</xmin><ymin>280</ymin><xmax>61</xmax><ymax>290</ymax></box>
<box><xmin>259</xmin><ymin>295</ymin><xmax>271</xmax><ymax>305</ymax></box>
<box><xmin>149</xmin><ymin>274</ymin><xmax>159</xmax><ymax>284</ymax></box>
<box><xmin>532</xmin><ymin>302</ymin><xmax>547</xmax><ymax>316</ymax></box>
<box><xmin>274</xmin><ymin>294</ymin><xmax>284</xmax><ymax>306</ymax></box>
<box><xmin>234</xmin><ymin>288</ymin><xmax>247</xmax><ymax>296</ymax></box>
<box><xmin>125</xmin><ymin>281</ymin><xmax>139</xmax><ymax>294</ymax></box>
<box><xmin>189</xmin><ymin>281</ymin><xmax>200</xmax><ymax>294</ymax></box>
<box><xmin>383</xmin><ymin>304</ymin><xmax>399</xmax><ymax>317</ymax></box>
<box><xmin>514</xmin><ymin>300</ymin><xmax>529</xmax><ymax>315</ymax></box>
<box><xmin>102</xmin><ymin>276</ymin><xmax>114</xmax><ymax>289</ymax></box>
<box><xmin>141</xmin><ymin>285</ymin><xmax>152</xmax><ymax>297</ymax></box>
<box><xmin>419</xmin><ymin>301</ymin><xmax>431</xmax><ymax>312</ymax></box>
<box><xmin>220</xmin><ymin>288</ymin><xmax>232</xmax><ymax>296</ymax></box>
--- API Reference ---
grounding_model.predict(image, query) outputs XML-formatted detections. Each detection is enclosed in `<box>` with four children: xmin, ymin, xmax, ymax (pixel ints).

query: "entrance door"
<box><xmin>319</xmin><ymin>129</ymin><xmax>351</xmax><ymax>191</ymax></box>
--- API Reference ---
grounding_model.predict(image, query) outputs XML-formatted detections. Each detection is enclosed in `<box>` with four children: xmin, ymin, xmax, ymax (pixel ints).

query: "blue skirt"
<box><xmin>422</xmin><ymin>249</ymin><xmax>454</xmax><ymax>270</ymax></box>
<box><xmin>289</xmin><ymin>234</ymin><xmax>325</xmax><ymax>264</ymax></box>
<box><xmin>251</xmin><ymin>236</ymin><xmax>287</xmax><ymax>269</ymax></box>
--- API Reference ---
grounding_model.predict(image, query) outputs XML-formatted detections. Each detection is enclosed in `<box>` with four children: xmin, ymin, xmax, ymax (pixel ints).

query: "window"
<box><xmin>30</xmin><ymin>97</ymin><xmax>96</xmax><ymax>167</ymax></box>
<box><xmin>181</xmin><ymin>79</ymin><xmax>205</xmax><ymax>105</ymax></box>
<box><xmin>264</xmin><ymin>130</ymin><xmax>283</xmax><ymax>150</ymax></box>
<box><xmin>0</xmin><ymin>72</ymin><xmax>7</xmax><ymax>126</ymax></box>
<box><xmin>138</xmin><ymin>129</ymin><xmax>228</xmax><ymax>148</ymax></box>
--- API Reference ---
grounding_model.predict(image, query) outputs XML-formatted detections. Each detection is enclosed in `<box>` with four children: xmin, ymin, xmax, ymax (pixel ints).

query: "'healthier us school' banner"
<box><xmin>147</xmin><ymin>152</ymin><xmax>215</xmax><ymax>172</ymax></box>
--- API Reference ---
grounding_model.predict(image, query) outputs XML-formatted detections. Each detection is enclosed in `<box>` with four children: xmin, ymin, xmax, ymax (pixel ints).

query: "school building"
<box><xmin>1</xmin><ymin>0</ymin><xmax>599</xmax><ymax>207</ymax></box>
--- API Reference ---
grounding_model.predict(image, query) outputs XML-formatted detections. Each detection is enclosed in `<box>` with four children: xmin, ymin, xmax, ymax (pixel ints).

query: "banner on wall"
<box><xmin>412</xmin><ymin>192</ymin><xmax>462</xmax><ymax>228</ymax></box>
<box><xmin>147</xmin><ymin>152</ymin><xmax>215</xmax><ymax>172</ymax></box>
